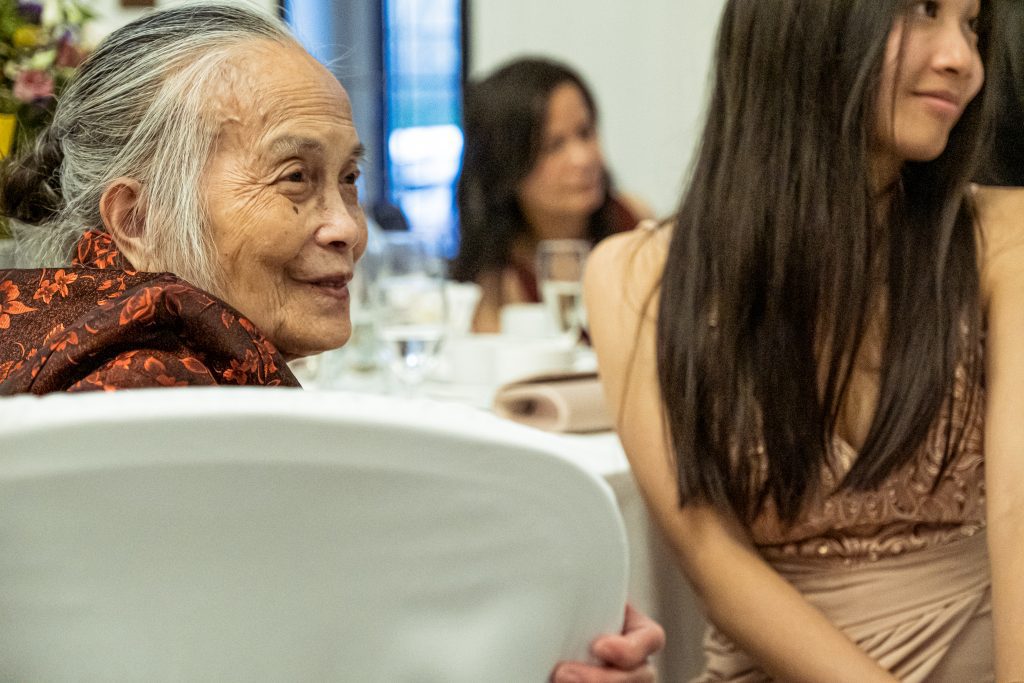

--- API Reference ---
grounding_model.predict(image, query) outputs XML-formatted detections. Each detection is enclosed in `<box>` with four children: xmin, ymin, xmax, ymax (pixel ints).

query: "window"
<box><xmin>384</xmin><ymin>0</ymin><xmax>463</xmax><ymax>254</ymax></box>
<box><xmin>283</xmin><ymin>0</ymin><xmax>464</xmax><ymax>253</ymax></box>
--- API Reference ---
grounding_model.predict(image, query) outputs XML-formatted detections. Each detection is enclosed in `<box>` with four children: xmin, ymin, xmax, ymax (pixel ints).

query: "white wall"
<box><xmin>86</xmin><ymin>0</ymin><xmax>278</xmax><ymax>44</ymax></box>
<box><xmin>470</xmin><ymin>0</ymin><xmax>727</xmax><ymax>217</ymax></box>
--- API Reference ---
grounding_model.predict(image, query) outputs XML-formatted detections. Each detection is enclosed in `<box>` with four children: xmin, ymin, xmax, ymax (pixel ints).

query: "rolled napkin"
<box><xmin>492</xmin><ymin>371</ymin><xmax>612</xmax><ymax>433</ymax></box>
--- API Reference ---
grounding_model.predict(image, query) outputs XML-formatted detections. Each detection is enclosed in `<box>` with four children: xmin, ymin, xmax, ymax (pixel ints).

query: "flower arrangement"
<box><xmin>0</xmin><ymin>0</ymin><xmax>92</xmax><ymax>238</ymax></box>
<box><xmin>1</xmin><ymin>0</ymin><xmax>92</xmax><ymax>147</ymax></box>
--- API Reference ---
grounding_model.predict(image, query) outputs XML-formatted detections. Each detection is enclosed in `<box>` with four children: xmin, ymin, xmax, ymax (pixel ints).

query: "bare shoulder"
<box><xmin>585</xmin><ymin>222</ymin><xmax>672</xmax><ymax>322</ymax></box>
<box><xmin>975</xmin><ymin>185</ymin><xmax>1024</xmax><ymax>250</ymax></box>
<box><xmin>586</xmin><ymin>223</ymin><xmax>670</xmax><ymax>436</ymax></box>
<box><xmin>974</xmin><ymin>185</ymin><xmax>1024</xmax><ymax>303</ymax></box>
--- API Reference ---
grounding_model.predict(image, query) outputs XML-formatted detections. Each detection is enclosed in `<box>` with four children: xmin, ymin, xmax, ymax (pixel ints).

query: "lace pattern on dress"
<box><xmin>750</xmin><ymin>366</ymin><xmax>985</xmax><ymax>563</ymax></box>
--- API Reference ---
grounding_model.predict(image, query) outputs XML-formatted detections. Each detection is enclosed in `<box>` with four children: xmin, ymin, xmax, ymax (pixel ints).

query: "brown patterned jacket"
<box><xmin>0</xmin><ymin>230</ymin><xmax>298</xmax><ymax>394</ymax></box>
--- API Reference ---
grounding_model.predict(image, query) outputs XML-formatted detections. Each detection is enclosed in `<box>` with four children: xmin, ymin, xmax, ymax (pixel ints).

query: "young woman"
<box><xmin>452</xmin><ymin>58</ymin><xmax>651</xmax><ymax>332</ymax></box>
<box><xmin>586</xmin><ymin>0</ymin><xmax>1023</xmax><ymax>680</ymax></box>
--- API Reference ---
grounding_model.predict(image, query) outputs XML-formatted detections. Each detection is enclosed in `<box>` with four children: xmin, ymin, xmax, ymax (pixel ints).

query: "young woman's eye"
<box><xmin>910</xmin><ymin>0</ymin><xmax>939</xmax><ymax>18</ymax></box>
<box><xmin>966</xmin><ymin>15</ymin><xmax>980</xmax><ymax>34</ymax></box>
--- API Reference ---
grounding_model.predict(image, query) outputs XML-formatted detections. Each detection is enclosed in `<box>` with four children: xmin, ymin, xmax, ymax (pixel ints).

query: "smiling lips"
<box><xmin>915</xmin><ymin>89</ymin><xmax>964</xmax><ymax>118</ymax></box>
<box><xmin>302</xmin><ymin>275</ymin><xmax>351</xmax><ymax>301</ymax></box>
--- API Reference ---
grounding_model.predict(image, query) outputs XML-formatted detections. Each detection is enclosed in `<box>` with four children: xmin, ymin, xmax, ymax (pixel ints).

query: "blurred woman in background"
<box><xmin>452</xmin><ymin>57</ymin><xmax>651</xmax><ymax>332</ymax></box>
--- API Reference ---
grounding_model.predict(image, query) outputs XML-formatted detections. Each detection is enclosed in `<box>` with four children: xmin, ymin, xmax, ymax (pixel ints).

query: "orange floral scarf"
<box><xmin>0</xmin><ymin>231</ymin><xmax>298</xmax><ymax>393</ymax></box>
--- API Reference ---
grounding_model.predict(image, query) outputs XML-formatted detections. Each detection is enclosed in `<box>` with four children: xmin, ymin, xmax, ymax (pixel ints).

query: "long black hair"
<box><xmin>451</xmin><ymin>57</ymin><xmax>619</xmax><ymax>284</ymax></box>
<box><xmin>657</xmin><ymin>0</ymin><xmax>996</xmax><ymax>523</ymax></box>
<box><xmin>977</xmin><ymin>0</ymin><xmax>1023</xmax><ymax>185</ymax></box>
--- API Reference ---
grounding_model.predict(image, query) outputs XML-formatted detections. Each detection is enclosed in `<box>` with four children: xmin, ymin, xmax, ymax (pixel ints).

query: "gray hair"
<box><xmin>6</xmin><ymin>2</ymin><xmax>295</xmax><ymax>292</ymax></box>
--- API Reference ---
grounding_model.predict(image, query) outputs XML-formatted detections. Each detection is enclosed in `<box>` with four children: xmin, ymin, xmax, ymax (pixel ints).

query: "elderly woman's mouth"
<box><xmin>299</xmin><ymin>276</ymin><xmax>351</xmax><ymax>300</ymax></box>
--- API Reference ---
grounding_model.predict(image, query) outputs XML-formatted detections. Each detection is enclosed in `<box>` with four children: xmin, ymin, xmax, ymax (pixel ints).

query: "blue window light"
<box><xmin>384</xmin><ymin>0</ymin><xmax>464</xmax><ymax>254</ymax></box>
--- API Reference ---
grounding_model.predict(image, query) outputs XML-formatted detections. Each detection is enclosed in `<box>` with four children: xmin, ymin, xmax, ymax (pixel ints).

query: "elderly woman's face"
<box><xmin>203</xmin><ymin>42</ymin><xmax>367</xmax><ymax>359</ymax></box>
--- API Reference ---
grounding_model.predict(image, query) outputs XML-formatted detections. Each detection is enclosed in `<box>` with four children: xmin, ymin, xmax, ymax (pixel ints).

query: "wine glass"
<box><xmin>375</xmin><ymin>233</ymin><xmax>447</xmax><ymax>392</ymax></box>
<box><xmin>536</xmin><ymin>239</ymin><xmax>590</xmax><ymax>343</ymax></box>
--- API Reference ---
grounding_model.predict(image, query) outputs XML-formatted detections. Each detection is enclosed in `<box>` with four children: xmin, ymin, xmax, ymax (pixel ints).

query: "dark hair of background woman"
<box><xmin>657</xmin><ymin>0</ymin><xmax>997</xmax><ymax>523</ymax></box>
<box><xmin>977</xmin><ymin>0</ymin><xmax>1023</xmax><ymax>186</ymax></box>
<box><xmin>451</xmin><ymin>57</ymin><xmax>618</xmax><ymax>283</ymax></box>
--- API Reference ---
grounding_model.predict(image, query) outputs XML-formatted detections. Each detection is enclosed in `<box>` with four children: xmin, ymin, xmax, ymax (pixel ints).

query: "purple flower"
<box><xmin>56</xmin><ymin>37</ymin><xmax>85</xmax><ymax>68</ymax></box>
<box><xmin>17</xmin><ymin>1</ymin><xmax>44</xmax><ymax>24</ymax></box>
<box><xmin>12</xmin><ymin>70</ymin><xmax>54</xmax><ymax>103</ymax></box>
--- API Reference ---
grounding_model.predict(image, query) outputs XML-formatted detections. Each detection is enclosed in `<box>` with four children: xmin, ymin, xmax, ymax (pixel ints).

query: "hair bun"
<box><xmin>1</xmin><ymin>125</ymin><xmax>65</xmax><ymax>225</ymax></box>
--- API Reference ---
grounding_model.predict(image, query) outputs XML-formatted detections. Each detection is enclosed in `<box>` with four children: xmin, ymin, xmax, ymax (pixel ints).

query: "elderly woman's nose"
<box><xmin>315</xmin><ymin>193</ymin><xmax>363</xmax><ymax>249</ymax></box>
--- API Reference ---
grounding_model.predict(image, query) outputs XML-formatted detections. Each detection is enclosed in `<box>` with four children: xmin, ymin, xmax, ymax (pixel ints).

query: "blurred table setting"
<box><xmin>298</xmin><ymin>233</ymin><xmax>606</xmax><ymax>418</ymax></box>
<box><xmin>286</xmin><ymin>231</ymin><xmax>706</xmax><ymax>681</ymax></box>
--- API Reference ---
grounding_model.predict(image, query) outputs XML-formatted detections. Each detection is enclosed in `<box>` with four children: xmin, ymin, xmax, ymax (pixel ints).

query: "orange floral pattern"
<box><xmin>75</xmin><ymin>230</ymin><xmax>126</xmax><ymax>272</ymax></box>
<box><xmin>32</xmin><ymin>268</ymin><xmax>78</xmax><ymax>305</ymax></box>
<box><xmin>0</xmin><ymin>280</ymin><xmax>36</xmax><ymax>329</ymax></box>
<box><xmin>0</xmin><ymin>231</ymin><xmax>299</xmax><ymax>394</ymax></box>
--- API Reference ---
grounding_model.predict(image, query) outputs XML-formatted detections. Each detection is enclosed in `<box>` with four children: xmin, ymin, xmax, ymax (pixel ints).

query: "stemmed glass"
<box><xmin>375</xmin><ymin>232</ymin><xmax>448</xmax><ymax>392</ymax></box>
<box><xmin>536</xmin><ymin>239</ymin><xmax>591</xmax><ymax>343</ymax></box>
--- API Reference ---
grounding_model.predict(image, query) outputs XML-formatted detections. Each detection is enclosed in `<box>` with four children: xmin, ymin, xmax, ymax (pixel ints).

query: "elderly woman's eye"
<box><xmin>343</xmin><ymin>169</ymin><xmax>361</xmax><ymax>185</ymax></box>
<box><xmin>283</xmin><ymin>170</ymin><xmax>306</xmax><ymax>183</ymax></box>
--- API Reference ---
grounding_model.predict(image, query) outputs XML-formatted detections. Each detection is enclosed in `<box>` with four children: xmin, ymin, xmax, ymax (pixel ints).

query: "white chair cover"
<box><xmin>0</xmin><ymin>388</ymin><xmax>628</xmax><ymax>682</ymax></box>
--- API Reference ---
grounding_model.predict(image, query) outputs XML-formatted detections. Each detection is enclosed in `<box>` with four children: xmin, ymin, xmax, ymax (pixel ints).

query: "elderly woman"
<box><xmin>0</xmin><ymin>5</ymin><xmax>345</xmax><ymax>390</ymax></box>
<box><xmin>0</xmin><ymin>5</ymin><xmax>662</xmax><ymax>680</ymax></box>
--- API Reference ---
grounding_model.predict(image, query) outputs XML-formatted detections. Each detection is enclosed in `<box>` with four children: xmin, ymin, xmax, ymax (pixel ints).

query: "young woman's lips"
<box><xmin>916</xmin><ymin>91</ymin><xmax>962</xmax><ymax>118</ymax></box>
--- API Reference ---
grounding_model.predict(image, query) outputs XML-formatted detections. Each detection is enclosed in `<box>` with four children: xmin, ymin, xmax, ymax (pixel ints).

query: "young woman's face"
<box><xmin>517</xmin><ymin>83</ymin><xmax>606</xmax><ymax>236</ymax></box>
<box><xmin>874</xmin><ymin>0</ymin><xmax>984</xmax><ymax>171</ymax></box>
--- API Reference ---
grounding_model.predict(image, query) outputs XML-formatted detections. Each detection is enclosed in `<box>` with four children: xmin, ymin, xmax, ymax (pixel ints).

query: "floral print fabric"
<box><xmin>0</xmin><ymin>230</ymin><xmax>298</xmax><ymax>394</ymax></box>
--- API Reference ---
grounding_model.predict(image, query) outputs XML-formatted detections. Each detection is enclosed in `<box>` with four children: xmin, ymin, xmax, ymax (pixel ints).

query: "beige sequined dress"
<box><xmin>695</xmin><ymin>371</ymin><xmax>992</xmax><ymax>682</ymax></box>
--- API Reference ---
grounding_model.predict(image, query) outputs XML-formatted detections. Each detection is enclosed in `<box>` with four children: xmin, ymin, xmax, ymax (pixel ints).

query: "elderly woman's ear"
<box><xmin>100</xmin><ymin>177</ymin><xmax>150</xmax><ymax>269</ymax></box>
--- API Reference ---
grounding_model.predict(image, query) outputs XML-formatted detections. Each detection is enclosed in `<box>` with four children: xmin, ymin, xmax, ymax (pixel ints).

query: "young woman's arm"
<box><xmin>977</xmin><ymin>186</ymin><xmax>1024</xmax><ymax>680</ymax></box>
<box><xmin>584</xmin><ymin>229</ymin><xmax>897</xmax><ymax>683</ymax></box>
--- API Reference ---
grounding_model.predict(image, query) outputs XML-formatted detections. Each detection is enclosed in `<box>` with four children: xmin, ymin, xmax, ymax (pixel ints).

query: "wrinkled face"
<box><xmin>203</xmin><ymin>41</ymin><xmax>367</xmax><ymax>359</ymax></box>
<box><xmin>517</xmin><ymin>83</ymin><xmax>605</xmax><ymax>236</ymax></box>
<box><xmin>874</xmin><ymin>0</ymin><xmax>984</xmax><ymax>173</ymax></box>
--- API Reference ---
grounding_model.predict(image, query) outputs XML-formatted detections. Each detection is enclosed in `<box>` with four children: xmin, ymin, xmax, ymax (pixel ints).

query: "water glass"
<box><xmin>375</xmin><ymin>233</ymin><xmax>447</xmax><ymax>390</ymax></box>
<box><xmin>536</xmin><ymin>239</ymin><xmax>590</xmax><ymax>342</ymax></box>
